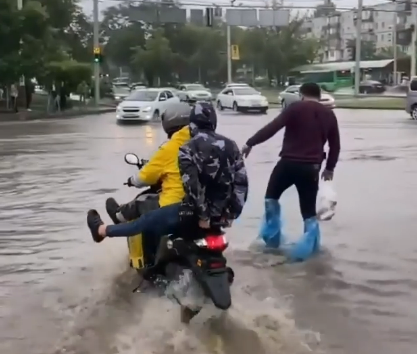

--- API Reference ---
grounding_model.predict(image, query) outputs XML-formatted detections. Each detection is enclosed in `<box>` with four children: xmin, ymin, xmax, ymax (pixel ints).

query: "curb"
<box><xmin>270</xmin><ymin>102</ymin><xmax>404</xmax><ymax>110</ymax></box>
<box><xmin>0</xmin><ymin>107</ymin><xmax>115</xmax><ymax>122</ymax></box>
<box><xmin>335</xmin><ymin>105</ymin><xmax>404</xmax><ymax>110</ymax></box>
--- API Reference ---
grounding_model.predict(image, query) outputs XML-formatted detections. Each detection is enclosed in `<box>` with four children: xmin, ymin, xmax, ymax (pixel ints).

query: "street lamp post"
<box><xmin>354</xmin><ymin>0</ymin><xmax>363</xmax><ymax>96</ymax></box>
<box><xmin>17</xmin><ymin>0</ymin><xmax>24</xmax><ymax>88</ymax></box>
<box><xmin>93</xmin><ymin>0</ymin><xmax>100</xmax><ymax>106</ymax></box>
<box><xmin>226</xmin><ymin>0</ymin><xmax>236</xmax><ymax>83</ymax></box>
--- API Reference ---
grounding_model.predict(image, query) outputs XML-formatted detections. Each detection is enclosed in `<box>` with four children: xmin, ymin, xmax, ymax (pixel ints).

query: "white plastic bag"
<box><xmin>317</xmin><ymin>180</ymin><xmax>337</xmax><ymax>221</ymax></box>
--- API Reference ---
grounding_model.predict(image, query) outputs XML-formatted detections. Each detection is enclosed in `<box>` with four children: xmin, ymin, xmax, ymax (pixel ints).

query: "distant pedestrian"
<box><xmin>10</xmin><ymin>83</ymin><xmax>18</xmax><ymax>112</ymax></box>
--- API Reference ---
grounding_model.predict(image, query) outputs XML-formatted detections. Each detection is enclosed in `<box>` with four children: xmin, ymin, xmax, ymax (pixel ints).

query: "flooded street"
<box><xmin>1</xmin><ymin>108</ymin><xmax>417</xmax><ymax>354</ymax></box>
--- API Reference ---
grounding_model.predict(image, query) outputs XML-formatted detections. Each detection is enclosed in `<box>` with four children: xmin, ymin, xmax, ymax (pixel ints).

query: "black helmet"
<box><xmin>189</xmin><ymin>102</ymin><xmax>217</xmax><ymax>132</ymax></box>
<box><xmin>161</xmin><ymin>101</ymin><xmax>191</xmax><ymax>135</ymax></box>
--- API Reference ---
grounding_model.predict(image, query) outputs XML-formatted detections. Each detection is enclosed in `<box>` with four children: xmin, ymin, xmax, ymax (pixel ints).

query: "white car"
<box><xmin>216</xmin><ymin>87</ymin><xmax>268</xmax><ymax>113</ymax></box>
<box><xmin>178</xmin><ymin>84</ymin><xmax>212</xmax><ymax>101</ymax></box>
<box><xmin>279</xmin><ymin>85</ymin><xmax>335</xmax><ymax>109</ymax></box>
<box><xmin>116</xmin><ymin>88</ymin><xmax>179</xmax><ymax>123</ymax></box>
<box><xmin>224</xmin><ymin>83</ymin><xmax>250</xmax><ymax>89</ymax></box>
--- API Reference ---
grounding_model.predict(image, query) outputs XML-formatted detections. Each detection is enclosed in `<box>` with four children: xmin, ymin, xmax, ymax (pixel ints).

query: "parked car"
<box><xmin>178</xmin><ymin>83</ymin><xmax>212</xmax><ymax>101</ymax></box>
<box><xmin>116</xmin><ymin>88</ymin><xmax>179</xmax><ymax>123</ymax></box>
<box><xmin>279</xmin><ymin>85</ymin><xmax>335</xmax><ymax>109</ymax></box>
<box><xmin>216</xmin><ymin>86</ymin><xmax>268</xmax><ymax>113</ymax></box>
<box><xmin>359</xmin><ymin>80</ymin><xmax>386</xmax><ymax>94</ymax></box>
<box><xmin>405</xmin><ymin>76</ymin><xmax>417</xmax><ymax>119</ymax></box>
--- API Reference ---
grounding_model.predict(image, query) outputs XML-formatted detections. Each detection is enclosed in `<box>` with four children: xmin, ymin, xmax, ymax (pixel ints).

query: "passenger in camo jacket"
<box><xmin>178</xmin><ymin>102</ymin><xmax>248</xmax><ymax>229</ymax></box>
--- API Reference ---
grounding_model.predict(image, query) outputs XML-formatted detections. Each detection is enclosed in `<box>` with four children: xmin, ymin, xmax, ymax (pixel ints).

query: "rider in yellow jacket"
<box><xmin>136</xmin><ymin>124</ymin><xmax>190</xmax><ymax>207</ymax></box>
<box><xmin>106</xmin><ymin>102</ymin><xmax>191</xmax><ymax>223</ymax></box>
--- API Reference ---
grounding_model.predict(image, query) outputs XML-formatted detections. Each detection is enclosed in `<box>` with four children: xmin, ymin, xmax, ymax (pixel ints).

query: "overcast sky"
<box><xmin>80</xmin><ymin>0</ymin><xmax>388</xmax><ymax>17</ymax></box>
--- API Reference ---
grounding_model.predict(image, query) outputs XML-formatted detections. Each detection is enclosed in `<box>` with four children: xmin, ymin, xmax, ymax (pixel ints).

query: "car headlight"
<box><xmin>115</xmin><ymin>96</ymin><xmax>121</xmax><ymax>100</ymax></box>
<box><xmin>141</xmin><ymin>106</ymin><xmax>152</xmax><ymax>112</ymax></box>
<box><xmin>116</xmin><ymin>106</ymin><xmax>122</xmax><ymax>112</ymax></box>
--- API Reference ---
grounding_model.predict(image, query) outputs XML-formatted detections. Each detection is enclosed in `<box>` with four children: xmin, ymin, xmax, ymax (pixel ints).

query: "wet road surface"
<box><xmin>1</xmin><ymin>109</ymin><xmax>417</xmax><ymax>354</ymax></box>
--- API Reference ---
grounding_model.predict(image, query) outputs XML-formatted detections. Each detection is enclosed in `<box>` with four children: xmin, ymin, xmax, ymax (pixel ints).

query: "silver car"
<box><xmin>405</xmin><ymin>76</ymin><xmax>417</xmax><ymax>119</ymax></box>
<box><xmin>279</xmin><ymin>85</ymin><xmax>335</xmax><ymax>109</ymax></box>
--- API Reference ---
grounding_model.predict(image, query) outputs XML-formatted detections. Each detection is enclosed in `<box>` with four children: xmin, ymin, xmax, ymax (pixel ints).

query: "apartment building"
<box><xmin>303</xmin><ymin>0</ymin><xmax>414</xmax><ymax>62</ymax></box>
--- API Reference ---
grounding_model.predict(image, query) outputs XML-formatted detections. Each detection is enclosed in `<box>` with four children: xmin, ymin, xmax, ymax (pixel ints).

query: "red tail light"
<box><xmin>195</xmin><ymin>235</ymin><xmax>228</xmax><ymax>251</ymax></box>
<box><xmin>205</xmin><ymin>235</ymin><xmax>228</xmax><ymax>251</ymax></box>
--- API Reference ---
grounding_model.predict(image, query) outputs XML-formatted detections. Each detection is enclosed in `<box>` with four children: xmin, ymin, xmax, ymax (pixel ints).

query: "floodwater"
<box><xmin>1</xmin><ymin>109</ymin><xmax>417</xmax><ymax>354</ymax></box>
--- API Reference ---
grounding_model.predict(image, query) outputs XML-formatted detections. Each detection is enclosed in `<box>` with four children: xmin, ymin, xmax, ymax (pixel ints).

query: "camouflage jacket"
<box><xmin>178</xmin><ymin>124</ymin><xmax>248</xmax><ymax>221</ymax></box>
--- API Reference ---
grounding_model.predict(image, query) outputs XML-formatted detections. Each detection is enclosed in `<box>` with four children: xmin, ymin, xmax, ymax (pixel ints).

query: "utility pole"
<box><xmin>354</xmin><ymin>0</ymin><xmax>363</xmax><ymax>96</ymax></box>
<box><xmin>226</xmin><ymin>26</ymin><xmax>232</xmax><ymax>83</ymax></box>
<box><xmin>93</xmin><ymin>0</ymin><xmax>100</xmax><ymax>106</ymax></box>
<box><xmin>226</xmin><ymin>0</ymin><xmax>236</xmax><ymax>83</ymax></box>
<box><xmin>393</xmin><ymin>11</ymin><xmax>398</xmax><ymax>85</ymax></box>
<box><xmin>17</xmin><ymin>0</ymin><xmax>24</xmax><ymax>87</ymax></box>
<box><xmin>411</xmin><ymin>23</ymin><xmax>416</xmax><ymax>77</ymax></box>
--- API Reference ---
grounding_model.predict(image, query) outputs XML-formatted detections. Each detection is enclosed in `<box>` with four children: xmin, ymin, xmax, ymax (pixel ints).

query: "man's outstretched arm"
<box><xmin>245</xmin><ymin>104</ymin><xmax>293</xmax><ymax>147</ymax></box>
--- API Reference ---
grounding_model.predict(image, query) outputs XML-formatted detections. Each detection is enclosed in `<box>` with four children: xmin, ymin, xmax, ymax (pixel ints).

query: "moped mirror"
<box><xmin>124</xmin><ymin>153</ymin><xmax>140</xmax><ymax>166</ymax></box>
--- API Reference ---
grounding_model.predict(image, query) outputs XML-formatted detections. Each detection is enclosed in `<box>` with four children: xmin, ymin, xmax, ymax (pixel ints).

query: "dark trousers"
<box><xmin>265</xmin><ymin>159</ymin><xmax>320</xmax><ymax>220</ymax></box>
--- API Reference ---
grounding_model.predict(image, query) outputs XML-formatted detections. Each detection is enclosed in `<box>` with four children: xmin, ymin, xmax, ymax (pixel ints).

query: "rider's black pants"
<box><xmin>265</xmin><ymin>159</ymin><xmax>320</xmax><ymax>220</ymax></box>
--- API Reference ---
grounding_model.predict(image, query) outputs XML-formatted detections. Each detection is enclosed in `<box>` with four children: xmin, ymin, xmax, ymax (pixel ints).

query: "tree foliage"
<box><xmin>0</xmin><ymin>0</ymin><xmax>92</xmax><ymax>88</ymax></box>
<box><xmin>101</xmin><ymin>1</ymin><xmax>321</xmax><ymax>86</ymax></box>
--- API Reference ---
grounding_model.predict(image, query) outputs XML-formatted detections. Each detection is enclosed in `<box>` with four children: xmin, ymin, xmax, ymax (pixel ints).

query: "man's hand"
<box><xmin>321</xmin><ymin>169</ymin><xmax>334</xmax><ymax>181</ymax></box>
<box><xmin>198</xmin><ymin>219</ymin><xmax>210</xmax><ymax>229</ymax></box>
<box><xmin>241</xmin><ymin>144</ymin><xmax>252</xmax><ymax>158</ymax></box>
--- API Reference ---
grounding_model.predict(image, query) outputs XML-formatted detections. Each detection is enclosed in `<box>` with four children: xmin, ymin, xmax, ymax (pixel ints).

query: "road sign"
<box><xmin>231</xmin><ymin>45</ymin><xmax>240</xmax><ymax>60</ymax></box>
<box><xmin>93</xmin><ymin>47</ymin><xmax>101</xmax><ymax>54</ymax></box>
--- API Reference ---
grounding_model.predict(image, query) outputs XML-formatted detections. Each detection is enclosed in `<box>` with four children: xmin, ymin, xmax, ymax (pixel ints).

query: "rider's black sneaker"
<box><xmin>87</xmin><ymin>209</ymin><xmax>105</xmax><ymax>243</ymax></box>
<box><xmin>105</xmin><ymin>197</ymin><xmax>120</xmax><ymax>225</ymax></box>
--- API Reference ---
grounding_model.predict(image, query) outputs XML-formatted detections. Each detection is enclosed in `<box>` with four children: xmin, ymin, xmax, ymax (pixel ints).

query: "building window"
<box><xmin>375</xmin><ymin>23</ymin><xmax>378</xmax><ymax>29</ymax></box>
<box><xmin>381</xmin><ymin>34</ymin><xmax>384</xmax><ymax>41</ymax></box>
<box><xmin>381</xmin><ymin>21</ymin><xmax>385</xmax><ymax>28</ymax></box>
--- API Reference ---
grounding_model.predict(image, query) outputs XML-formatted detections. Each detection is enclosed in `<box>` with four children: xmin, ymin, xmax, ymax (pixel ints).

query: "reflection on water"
<box><xmin>1</xmin><ymin>110</ymin><xmax>417</xmax><ymax>354</ymax></box>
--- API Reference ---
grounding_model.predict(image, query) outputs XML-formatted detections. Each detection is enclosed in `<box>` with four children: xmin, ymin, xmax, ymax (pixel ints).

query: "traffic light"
<box><xmin>93</xmin><ymin>47</ymin><xmax>103</xmax><ymax>63</ymax></box>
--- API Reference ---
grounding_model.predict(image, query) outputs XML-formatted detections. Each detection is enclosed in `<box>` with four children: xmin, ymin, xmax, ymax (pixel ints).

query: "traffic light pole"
<box><xmin>226</xmin><ymin>25</ymin><xmax>232</xmax><ymax>83</ymax></box>
<box><xmin>93</xmin><ymin>0</ymin><xmax>100</xmax><ymax>106</ymax></box>
<box><xmin>354</xmin><ymin>0</ymin><xmax>363</xmax><ymax>96</ymax></box>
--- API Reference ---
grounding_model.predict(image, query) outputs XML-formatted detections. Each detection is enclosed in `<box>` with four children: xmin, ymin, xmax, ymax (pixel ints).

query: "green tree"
<box><xmin>100</xmin><ymin>1</ymin><xmax>320</xmax><ymax>85</ymax></box>
<box><xmin>131</xmin><ymin>29</ymin><xmax>177</xmax><ymax>86</ymax></box>
<box><xmin>0</xmin><ymin>0</ymin><xmax>21</xmax><ymax>85</ymax></box>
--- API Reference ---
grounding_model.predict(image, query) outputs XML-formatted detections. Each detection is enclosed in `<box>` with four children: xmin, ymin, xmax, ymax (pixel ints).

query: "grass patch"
<box><xmin>336</xmin><ymin>97</ymin><xmax>405</xmax><ymax>110</ymax></box>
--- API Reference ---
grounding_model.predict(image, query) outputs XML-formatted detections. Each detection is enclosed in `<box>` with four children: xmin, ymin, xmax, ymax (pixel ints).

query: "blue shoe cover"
<box><xmin>286</xmin><ymin>217</ymin><xmax>320</xmax><ymax>262</ymax></box>
<box><xmin>259</xmin><ymin>199</ymin><xmax>283</xmax><ymax>248</ymax></box>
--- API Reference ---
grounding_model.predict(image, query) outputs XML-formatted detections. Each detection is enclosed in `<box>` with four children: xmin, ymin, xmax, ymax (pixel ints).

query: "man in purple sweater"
<box><xmin>242</xmin><ymin>82</ymin><xmax>340</xmax><ymax>261</ymax></box>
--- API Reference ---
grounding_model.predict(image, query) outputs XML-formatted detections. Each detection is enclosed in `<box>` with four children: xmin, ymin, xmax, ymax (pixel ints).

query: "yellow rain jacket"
<box><xmin>138</xmin><ymin>126</ymin><xmax>190</xmax><ymax>207</ymax></box>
